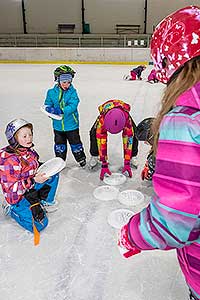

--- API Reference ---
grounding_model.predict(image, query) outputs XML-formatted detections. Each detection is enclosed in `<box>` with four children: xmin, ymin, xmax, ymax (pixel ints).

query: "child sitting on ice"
<box><xmin>0</xmin><ymin>118</ymin><xmax>59</xmax><ymax>237</ymax></box>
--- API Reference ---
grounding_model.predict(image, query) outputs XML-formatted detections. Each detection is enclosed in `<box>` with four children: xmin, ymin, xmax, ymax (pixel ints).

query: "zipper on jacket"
<box><xmin>72</xmin><ymin>113</ymin><xmax>78</xmax><ymax>124</ymax></box>
<box><xmin>58</xmin><ymin>88</ymin><xmax>65</xmax><ymax>131</ymax></box>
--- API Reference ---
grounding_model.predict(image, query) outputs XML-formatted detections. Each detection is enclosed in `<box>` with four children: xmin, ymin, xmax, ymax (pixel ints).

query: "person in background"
<box><xmin>88</xmin><ymin>99</ymin><xmax>139</xmax><ymax>180</ymax></box>
<box><xmin>44</xmin><ymin>65</ymin><xmax>86</xmax><ymax>167</ymax></box>
<box><xmin>147</xmin><ymin>68</ymin><xmax>159</xmax><ymax>83</ymax></box>
<box><xmin>130</xmin><ymin>65</ymin><xmax>146</xmax><ymax>80</ymax></box>
<box><xmin>0</xmin><ymin>118</ymin><xmax>59</xmax><ymax>235</ymax></box>
<box><xmin>124</xmin><ymin>65</ymin><xmax>146</xmax><ymax>80</ymax></box>
<box><xmin>135</xmin><ymin>117</ymin><xmax>155</xmax><ymax>181</ymax></box>
<box><xmin>117</xmin><ymin>6</ymin><xmax>200</xmax><ymax>300</ymax></box>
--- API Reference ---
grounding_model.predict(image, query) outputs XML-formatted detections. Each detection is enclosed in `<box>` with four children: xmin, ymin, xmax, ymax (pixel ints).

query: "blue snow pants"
<box><xmin>10</xmin><ymin>174</ymin><xmax>59</xmax><ymax>233</ymax></box>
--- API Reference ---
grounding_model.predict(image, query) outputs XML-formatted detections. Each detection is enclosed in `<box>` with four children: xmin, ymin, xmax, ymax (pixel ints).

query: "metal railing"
<box><xmin>0</xmin><ymin>33</ymin><xmax>151</xmax><ymax>48</ymax></box>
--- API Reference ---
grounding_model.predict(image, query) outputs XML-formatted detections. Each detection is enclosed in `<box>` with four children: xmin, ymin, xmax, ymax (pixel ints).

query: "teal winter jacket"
<box><xmin>44</xmin><ymin>84</ymin><xmax>80</xmax><ymax>131</ymax></box>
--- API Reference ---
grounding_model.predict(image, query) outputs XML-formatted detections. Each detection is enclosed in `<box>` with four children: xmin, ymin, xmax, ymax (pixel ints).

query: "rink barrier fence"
<box><xmin>0</xmin><ymin>47</ymin><xmax>152</xmax><ymax>64</ymax></box>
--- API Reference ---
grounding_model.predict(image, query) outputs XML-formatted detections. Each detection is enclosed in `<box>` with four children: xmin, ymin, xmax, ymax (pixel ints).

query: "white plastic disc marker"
<box><xmin>40</xmin><ymin>105</ymin><xmax>63</xmax><ymax>120</ymax></box>
<box><xmin>107</xmin><ymin>209</ymin><xmax>134</xmax><ymax>229</ymax></box>
<box><xmin>103</xmin><ymin>173</ymin><xmax>126</xmax><ymax>186</ymax></box>
<box><xmin>93</xmin><ymin>185</ymin><xmax>119</xmax><ymax>201</ymax></box>
<box><xmin>37</xmin><ymin>157</ymin><xmax>66</xmax><ymax>177</ymax></box>
<box><xmin>118</xmin><ymin>190</ymin><xmax>144</xmax><ymax>206</ymax></box>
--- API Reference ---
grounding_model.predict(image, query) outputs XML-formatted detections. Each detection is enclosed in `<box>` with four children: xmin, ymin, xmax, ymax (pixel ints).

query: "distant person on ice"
<box><xmin>117</xmin><ymin>6</ymin><xmax>200</xmax><ymax>300</ymax></box>
<box><xmin>147</xmin><ymin>68</ymin><xmax>159</xmax><ymax>83</ymax></box>
<box><xmin>124</xmin><ymin>65</ymin><xmax>146</xmax><ymax>80</ymax></box>
<box><xmin>43</xmin><ymin>65</ymin><xmax>86</xmax><ymax>168</ymax></box>
<box><xmin>88</xmin><ymin>99</ymin><xmax>139</xmax><ymax>180</ymax></box>
<box><xmin>0</xmin><ymin>118</ymin><xmax>59</xmax><ymax>235</ymax></box>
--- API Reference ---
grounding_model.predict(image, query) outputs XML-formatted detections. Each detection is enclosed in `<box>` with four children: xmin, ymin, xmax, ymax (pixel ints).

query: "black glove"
<box><xmin>38</xmin><ymin>184</ymin><xmax>51</xmax><ymax>200</ymax></box>
<box><xmin>30</xmin><ymin>203</ymin><xmax>45</xmax><ymax>223</ymax></box>
<box><xmin>24</xmin><ymin>184</ymin><xmax>51</xmax><ymax>203</ymax></box>
<box><xmin>25</xmin><ymin>188</ymin><xmax>39</xmax><ymax>204</ymax></box>
<box><xmin>24</xmin><ymin>189</ymin><xmax>46</xmax><ymax>222</ymax></box>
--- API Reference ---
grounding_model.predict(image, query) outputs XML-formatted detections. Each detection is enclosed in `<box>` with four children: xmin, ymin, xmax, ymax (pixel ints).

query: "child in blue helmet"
<box><xmin>43</xmin><ymin>65</ymin><xmax>86</xmax><ymax>167</ymax></box>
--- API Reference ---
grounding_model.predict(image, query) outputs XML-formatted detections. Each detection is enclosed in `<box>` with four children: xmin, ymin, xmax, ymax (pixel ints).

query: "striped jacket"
<box><xmin>0</xmin><ymin>146</ymin><xmax>39</xmax><ymax>204</ymax></box>
<box><xmin>128</xmin><ymin>82</ymin><xmax>200</xmax><ymax>297</ymax></box>
<box><xmin>96</xmin><ymin>100</ymin><xmax>134</xmax><ymax>162</ymax></box>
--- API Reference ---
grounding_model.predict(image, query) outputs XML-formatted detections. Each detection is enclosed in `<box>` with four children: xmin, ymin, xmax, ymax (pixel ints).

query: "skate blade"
<box><xmin>43</xmin><ymin>202</ymin><xmax>59</xmax><ymax>213</ymax></box>
<box><xmin>87</xmin><ymin>163</ymin><xmax>100</xmax><ymax>171</ymax></box>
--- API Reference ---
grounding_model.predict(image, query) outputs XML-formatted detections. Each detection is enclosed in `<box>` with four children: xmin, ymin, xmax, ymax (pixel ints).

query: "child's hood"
<box><xmin>175</xmin><ymin>81</ymin><xmax>200</xmax><ymax>110</ymax></box>
<box><xmin>98</xmin><ymin>100</ymin><xmax>130</xmax><ymax>115</ymax></box>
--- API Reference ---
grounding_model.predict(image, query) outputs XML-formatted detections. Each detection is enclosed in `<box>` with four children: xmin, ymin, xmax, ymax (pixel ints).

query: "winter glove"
<box><xmin>122</xmin><ymin>160</ymin><xmax>132</xmax><ymax>178</ymax></box>
<box><xmin>118</xmin><ymin>224</ymin><xmax>141</xmax><ymax>258</ymax></box>
<box><xmin>30</xmin><ymin>202</ymin><xmax>45</xmax><ymax>223</ymax></box>
<box><xmin>141</xmin><ymin>162</ymin><xmax>151</xmax><ymax>181</ymax></box>
<box><xmin>25</xmin><ymin>187</ymin><xmax>49</xmax><ymax>223</ymax></box>
<box><xmin>100</xmin><ymin>161</ymin><xmax>111</xmax><ymax>180</ymax></box>
<box><xmin>25</xmin><ymin>188</ymin><xmax>39</xmax><ymax>204</ymax></box>
<box><xmin>45</xmin><ymin>106</ymin><xmax>63</xmax><ymax>115</ymax></box>
<box><xmin>24</xmin><ymin>184</ymin><xmax>51</xmax><ymax>203</ymax></box>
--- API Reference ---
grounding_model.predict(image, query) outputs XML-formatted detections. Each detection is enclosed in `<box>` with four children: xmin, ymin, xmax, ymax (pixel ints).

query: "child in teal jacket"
<box><xmin>44</xmin><ymin>66</ymin><xmax>86</xmax><ymax>167</ymax></box>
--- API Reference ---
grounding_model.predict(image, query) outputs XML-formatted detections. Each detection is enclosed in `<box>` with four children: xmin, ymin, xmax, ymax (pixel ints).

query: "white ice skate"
<box><xmin>88</xmin><ymin>156</ymin><xmax>99</xmax><ymax>170</ymax></box>
<box><xmin>130</xmin><ymin>156</ymin><xmax>138</xmax><ymax>169</ymax></box>
<box><xmin>2</xmin><ymin>200</ymin><xmax>11</xmax><ymax>216</ymax></box>
<box><xmin>41</xmin><ymin>200</ymin><xmax>59</xmax><ymax>213</ymax></box>
<box><xmin>123</xmin><ymin>74</ymin><xmax>131</xmax><ymax>81</ymax></box>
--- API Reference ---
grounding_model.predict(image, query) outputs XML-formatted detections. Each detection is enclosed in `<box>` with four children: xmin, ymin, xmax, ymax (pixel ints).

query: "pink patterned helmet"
<box><xmin>104</xmin><ymin>108</ymin><xmax>126</xmax><ymax>134</ymax></box>
<box><xmin>150</xmin><ymin>6</ymin><xmax>200</xmax><ymax>84</ymax></box>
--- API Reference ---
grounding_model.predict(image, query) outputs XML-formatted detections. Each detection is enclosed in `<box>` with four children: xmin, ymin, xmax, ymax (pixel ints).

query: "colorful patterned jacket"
<box><xmin>127</xmin><ymin>81</ymin><xmax>200</xmax><ymax>298</ymax></box>
<box><xmin>0</xmin><ymin>146</ymin><xmax>39</xmax><ymax>204</ymax></box>
<box><xmin>96</xmin><ymin>100</ymin><xmax>134</xmax><ymax>162</ymax></box>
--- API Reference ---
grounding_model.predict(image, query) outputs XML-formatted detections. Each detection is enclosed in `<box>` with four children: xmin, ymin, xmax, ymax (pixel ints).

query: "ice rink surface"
<box><xmin>0</xmin><ymin>64</ymin><xmax>188</xmax><ymax>300</ymax></box>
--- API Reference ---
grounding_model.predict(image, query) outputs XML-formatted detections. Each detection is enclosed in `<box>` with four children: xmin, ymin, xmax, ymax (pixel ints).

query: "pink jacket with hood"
<box><xmin>127</xmin><ymin>81</ymin><xmax>200</xmax><ymax>298</ymax></box>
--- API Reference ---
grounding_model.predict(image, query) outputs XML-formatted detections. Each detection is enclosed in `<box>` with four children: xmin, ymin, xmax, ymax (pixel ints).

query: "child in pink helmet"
<box><xmin>88</xmin><ymin>99</ymin><xmax>139</xmax><ymax>180</ymax></box>
<box><xmin>117</xmin><ymin>6</ymin><xmax>200</xmax><ymax>300</ymax></box>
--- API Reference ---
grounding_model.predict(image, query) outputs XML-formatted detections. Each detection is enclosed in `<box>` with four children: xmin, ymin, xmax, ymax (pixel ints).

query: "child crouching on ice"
<box><xmin>88</xmin><ymin>99</ymin><xmax>139</xmax><ymax>180</ymax></box>
<box><xmin>0</xmin><ymin>119</ymin><xmax>59</xmax><ymax>236</ymax></box>
<box><xmin>124</xmin><ymin>65</ymin><xmax>146</xmax><ymax>81</ymax></box>
<box><xmin>147</xmin><ymin>69</ymin><xmax>159</xmax><ymax>83</ymax></box>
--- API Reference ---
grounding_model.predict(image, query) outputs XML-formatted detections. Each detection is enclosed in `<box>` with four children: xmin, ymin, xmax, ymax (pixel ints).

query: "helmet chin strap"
<box><xmin>16</xmin><ymin>143</ymin><xmax>34</xmax><ymax>149</ymax></box>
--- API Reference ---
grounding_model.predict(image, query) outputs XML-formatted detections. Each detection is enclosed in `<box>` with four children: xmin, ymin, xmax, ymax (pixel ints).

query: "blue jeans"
<box><xmin>10</xmin><ymin>174</ymin><xmax>59</xmax><ymax>233</ymax></box>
